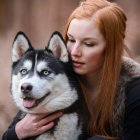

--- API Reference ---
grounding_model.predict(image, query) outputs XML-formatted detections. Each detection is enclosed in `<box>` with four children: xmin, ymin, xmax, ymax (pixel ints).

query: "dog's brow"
<box><xmin>23</xmin><ymin>60</ymin><xmax>32</xmax><ymax>70</ymax></box>
<box><xmin>37</xmin><ymin>61</ymin><xmax>49</xmax><ymax>72</ymax></box>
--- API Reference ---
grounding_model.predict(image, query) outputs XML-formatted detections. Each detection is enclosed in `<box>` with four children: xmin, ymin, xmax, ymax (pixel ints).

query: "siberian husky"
<box><xmin>10</xmin><ymin>31</ymin><xmax>88</xmax><ymax>140</ymax></box>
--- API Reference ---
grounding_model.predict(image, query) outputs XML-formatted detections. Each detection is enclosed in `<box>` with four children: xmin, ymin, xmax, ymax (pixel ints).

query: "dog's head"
<box><xmin>11</xmin><ymin>31</ymin><xmax>78</xmax><ymax>114</ymax></box>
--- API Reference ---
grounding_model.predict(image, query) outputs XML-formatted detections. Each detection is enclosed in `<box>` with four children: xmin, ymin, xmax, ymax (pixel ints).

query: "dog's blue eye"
<box><xmin>20</xmin><ymin>69</ymin><xmax>28</xmax><ymax>75</ymax></box>
<box><xmin>42</xmin><ymin>70</ymin><xmax>51</xmax><ymax>76</ymax></box>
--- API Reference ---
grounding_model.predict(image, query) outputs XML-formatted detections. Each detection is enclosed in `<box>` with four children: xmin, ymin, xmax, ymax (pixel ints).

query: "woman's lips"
<box><xmin>72</xmin><ymin>61</ymin><xmax>84</xmax><ymax>68</ymax></box>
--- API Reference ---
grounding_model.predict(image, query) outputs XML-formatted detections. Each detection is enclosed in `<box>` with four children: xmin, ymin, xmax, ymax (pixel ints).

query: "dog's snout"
<box><xmin>21</xmin><ymin>83</ymin><xmax>32</xmax><ymax>94</ymax></box>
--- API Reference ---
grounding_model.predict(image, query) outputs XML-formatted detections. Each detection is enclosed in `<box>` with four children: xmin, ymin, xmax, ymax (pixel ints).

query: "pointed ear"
<box><xmin>47</xmin><ymin>31</ymin><xmax>69</xmax><ymax>62</ymax></box>
<box><xmin>12</xmin><ymin>31</ymin><xmax>33</xmax><ymax>62</ymax></box>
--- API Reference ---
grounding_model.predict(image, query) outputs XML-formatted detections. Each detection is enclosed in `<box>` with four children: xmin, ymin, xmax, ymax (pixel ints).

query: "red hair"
<box><xmin>63</xmin><ymin>0</ymin><xmax>127</xmax><ymax>139</ymax></box>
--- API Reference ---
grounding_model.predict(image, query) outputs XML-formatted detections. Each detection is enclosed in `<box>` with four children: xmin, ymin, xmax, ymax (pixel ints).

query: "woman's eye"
<box><xmin>68</xmin><ymin>38</ymin><xmax>75</xmax><ymax>43</ymax></box>
<box><xmin>20</xmin><ymin>69</ymin><xmax>28</xmax><ymax>75</ymax></box>
<box><xmin>85</xmin><ymin>43</ymin><xmax>95</xmax><ymax>47</ymax></box>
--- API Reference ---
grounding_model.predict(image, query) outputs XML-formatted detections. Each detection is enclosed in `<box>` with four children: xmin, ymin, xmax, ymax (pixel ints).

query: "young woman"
<box><xmin>2</xmin><ymin>0</ymin><xmax>140</xmax><ymax>140</ymax></box>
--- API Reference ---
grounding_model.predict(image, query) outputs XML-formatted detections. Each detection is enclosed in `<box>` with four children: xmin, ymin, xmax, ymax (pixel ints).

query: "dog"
<box><xmin>11</xmin><ymin>31</ymin><xmax>88</xmax><ymax>140</ymax></box>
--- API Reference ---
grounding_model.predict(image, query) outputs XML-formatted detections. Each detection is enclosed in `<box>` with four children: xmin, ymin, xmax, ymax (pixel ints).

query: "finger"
<box><xmin>37</xmin><ymin>122</ymin><xmax>54</xmax><ymax>134</ymax></box>
<box><xmin>27</xmin><ymin>113</ymin><xmax>48</xmax><ymax>122</ymax></box>
<box><xmin>38</xmin><ymin>112</ymin><xmax>63</xmax><ymax>126</ymax></box>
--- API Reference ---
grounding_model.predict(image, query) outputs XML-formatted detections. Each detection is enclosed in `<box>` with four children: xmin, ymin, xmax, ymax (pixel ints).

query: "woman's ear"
<box><xmin>47</xmin><ymin>31</ymin><xmax>69</xmax><ymax>62</ymax></box>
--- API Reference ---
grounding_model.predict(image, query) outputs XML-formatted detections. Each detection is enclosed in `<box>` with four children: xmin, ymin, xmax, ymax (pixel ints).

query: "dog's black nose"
<box><xmin>21</xmin><ymin>83</ymin><xmax>32</xmax><ymax>94</ymax></box>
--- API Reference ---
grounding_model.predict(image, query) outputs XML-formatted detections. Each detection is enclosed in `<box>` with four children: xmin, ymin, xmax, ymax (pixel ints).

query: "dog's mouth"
<box><xmin>23</xmin><ymin>93</ymin><xmax>50</xmax><ymax>109</ymax></box>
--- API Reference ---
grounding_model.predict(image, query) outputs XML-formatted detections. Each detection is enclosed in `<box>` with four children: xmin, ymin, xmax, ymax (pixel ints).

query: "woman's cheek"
<box><xmin>67</xmin><ymin>43</ymin><xmax>72</xmax><ymax>53</ymax></box>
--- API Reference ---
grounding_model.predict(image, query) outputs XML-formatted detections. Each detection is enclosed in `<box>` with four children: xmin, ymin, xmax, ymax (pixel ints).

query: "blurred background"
<box><xmin>0</xmin><ymin>0</ymin><xmax>139</xmax><ymax>138</ymax></box>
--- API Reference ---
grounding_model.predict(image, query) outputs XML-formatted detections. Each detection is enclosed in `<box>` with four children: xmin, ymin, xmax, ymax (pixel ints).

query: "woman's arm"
<box><xmin>2</xmin><ymin>111</ymin><xmax>22</xmax><ymax>140</ymax></box>
<box><xmin>2</xmin><ymin>111</ymin><xmax>62</xmax><ymax>140</ymax></box>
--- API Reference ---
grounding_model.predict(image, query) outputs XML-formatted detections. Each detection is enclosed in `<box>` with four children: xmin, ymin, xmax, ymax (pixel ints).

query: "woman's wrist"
<box><xmin>15</xmin><ymin>122</ymin><xmax>25</xmax><ymax>140</ymax></box>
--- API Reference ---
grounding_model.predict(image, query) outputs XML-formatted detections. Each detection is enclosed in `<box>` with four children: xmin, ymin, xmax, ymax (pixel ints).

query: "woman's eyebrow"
<box><xmin>67</xmin><ymin>33</ymin><xmax>73</xmax><ymax>38</ymax></box>
<box><xmin>83</xmin><ymin>37</ymin><xmax>97</xmax><ymax>42</ymax></box>
<box><xmin>67</xmin><ymin>33</ymin><xmax>97</xmax><ymax>42</ymax></box>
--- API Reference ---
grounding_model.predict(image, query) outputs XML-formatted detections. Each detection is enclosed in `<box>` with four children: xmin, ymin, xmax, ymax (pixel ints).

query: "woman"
<box><xmin>2</xmin><ymin>0</ymin><xmax>140</xmax><ymax>140</ymax></box>
<box><xmin>63</xmin><ymin>0</ymin><xmax>140</xmax><ymax>139</ymax></box>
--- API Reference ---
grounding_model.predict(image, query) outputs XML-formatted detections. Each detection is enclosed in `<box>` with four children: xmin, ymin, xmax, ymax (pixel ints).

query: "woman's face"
<box><xmin>67</xmin><ymin>18</ymin><xmax>106</xmax><ymax>76</ymax></box>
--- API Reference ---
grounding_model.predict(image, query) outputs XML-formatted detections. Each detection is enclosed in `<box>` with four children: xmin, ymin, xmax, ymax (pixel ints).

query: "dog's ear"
<box><xmin>47</xmin><ymin>31</ymin><xmax>69</xmax><ymax>62</ymax></box>
<box><xmin>12</xmin><ymin>31</ymin><xmax>33</xmax><ymax>62</ymax></box>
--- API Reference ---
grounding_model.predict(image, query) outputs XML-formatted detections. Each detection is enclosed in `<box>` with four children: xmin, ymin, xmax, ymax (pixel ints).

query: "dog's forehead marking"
<box><xmin>23</xmin><ymin>60</ymin><xmax>32</xmax><ymax>70</ymax></box>
<box><xmin>34</xmin><ymin>53</ymin><xmax>38</xmax><ymax>69</ymax></box>
<box><xmin>34</xmin><ymin>52</ymin><xmax>49</xmax><ymax>72</ymax></box>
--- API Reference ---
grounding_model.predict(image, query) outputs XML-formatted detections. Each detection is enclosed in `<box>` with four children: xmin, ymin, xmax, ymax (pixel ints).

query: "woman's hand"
<box><xmin>15</xmin><ymin>112</ymin><xmax>62</xmax><ymax>139</ymax></box>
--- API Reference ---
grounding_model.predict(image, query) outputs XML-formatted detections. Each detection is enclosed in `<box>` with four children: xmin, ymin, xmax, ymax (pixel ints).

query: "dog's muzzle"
<box><xmin>20</xmin><ymin>83</ymin><xmax>50</xmax><ymax>109</ymax></box>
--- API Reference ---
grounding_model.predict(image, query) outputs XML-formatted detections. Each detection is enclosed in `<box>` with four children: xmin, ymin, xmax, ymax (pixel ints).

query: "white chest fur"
<box><xmin>36</xmin><ymin>113</ymin><xmax>81</xmax><ymax>140</ymax></box>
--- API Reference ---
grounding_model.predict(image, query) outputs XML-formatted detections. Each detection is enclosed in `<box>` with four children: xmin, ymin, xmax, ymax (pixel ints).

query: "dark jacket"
<box><xmin>110</xmin><ymin>57</ymin><xmax>140</xmax><ymax>139</ymax></box>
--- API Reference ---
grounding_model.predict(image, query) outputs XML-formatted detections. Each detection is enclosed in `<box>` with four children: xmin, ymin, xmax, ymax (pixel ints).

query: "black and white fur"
<box><xmin>11</xmin><ymin>31</ymin><xmax>88</xmax><ymax>140</ymax></box>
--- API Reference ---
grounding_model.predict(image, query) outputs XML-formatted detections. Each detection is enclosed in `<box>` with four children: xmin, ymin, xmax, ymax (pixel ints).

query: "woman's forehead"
<box><xmin>67</xmin><ymin>18</ymin><xmax>104</xmax><ymax>41</ymax></box>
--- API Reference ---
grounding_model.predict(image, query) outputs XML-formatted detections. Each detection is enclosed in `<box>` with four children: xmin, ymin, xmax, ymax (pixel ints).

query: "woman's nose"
<box><xmin>71</xmin><ymin>43</ymin><xmax>82</xmax><ymax>57</ymax></box>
